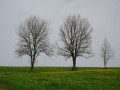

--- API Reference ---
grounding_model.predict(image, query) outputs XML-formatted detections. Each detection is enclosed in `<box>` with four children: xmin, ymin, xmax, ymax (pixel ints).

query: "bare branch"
<box><xmin>100</xmin><ymin>38</ymin><xmax>114</xmax><ymax>68</ymax></box>
<box><xmin>16</xmin><ymin>16</ymin><xmax>53</xmax><ymax>72</ymax></box>
<box><xmin>57</xmin><ymin>14</ymin><xmax>93</xmax><ymax>70</ymax></box>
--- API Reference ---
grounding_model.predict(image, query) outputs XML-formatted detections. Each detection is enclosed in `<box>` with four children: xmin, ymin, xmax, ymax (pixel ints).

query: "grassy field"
<box><xmin>0</xmin><ymin>67</ymin><xmax>120</xmax><ymax>90</ymax></box>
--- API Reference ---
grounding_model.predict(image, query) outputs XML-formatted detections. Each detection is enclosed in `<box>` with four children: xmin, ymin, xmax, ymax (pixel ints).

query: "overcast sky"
<box><xmin>0</xmin><ymin>0</ymin><xmax>120</xmax><ymax>67</ymax></box>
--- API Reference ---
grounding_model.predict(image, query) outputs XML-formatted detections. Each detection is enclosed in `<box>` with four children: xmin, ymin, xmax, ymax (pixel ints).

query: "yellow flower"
<box><xmin>34</xmin><ymin>81</ymin><xmax>38</xmax><ymax>84</ymax></box>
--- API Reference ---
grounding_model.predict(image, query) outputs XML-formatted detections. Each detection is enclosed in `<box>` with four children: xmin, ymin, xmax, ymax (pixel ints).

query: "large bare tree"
<box><xmin>16</xmin><ymin>16</ymin><xmax>52</xmax><ymax>72</ymax></box>
<box><xmin>57</xmin><ymin>14</ymin><xmax>93</xmax><ymax>70</ymax></box>
<box><xmin>100</xmin><ymin>39</ymin><xmax>114</xmax><ymax>68</ymax></box>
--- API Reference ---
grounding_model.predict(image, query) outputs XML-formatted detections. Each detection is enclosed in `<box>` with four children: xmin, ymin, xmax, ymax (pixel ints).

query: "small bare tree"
<box><xmin>57</xmin><ymin>14</ymin><xmax>93</xmax><ymax>70</ymax></box>
<box><xmin>16</xmin><ymin>16</ymin><xmax>52</xmax><ymax>72</ymax></box>
<box><xmin>100</xmin><ymin>39</ymin><xmax>114</xmax><ymax>68</ymax></box>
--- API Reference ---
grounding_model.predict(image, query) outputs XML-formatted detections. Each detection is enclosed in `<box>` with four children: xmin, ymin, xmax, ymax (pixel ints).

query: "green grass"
<box><xmin>0</xmin><ymin>67</ymin><xmax>120</xmax><ymax>90</ymax></box>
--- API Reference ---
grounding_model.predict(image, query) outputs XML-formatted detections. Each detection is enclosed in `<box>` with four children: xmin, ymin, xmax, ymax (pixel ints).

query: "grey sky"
<box><xmin>0</xmin><ymin>0</ymin><xmax>120</xmax><ymax>67</ymax></box>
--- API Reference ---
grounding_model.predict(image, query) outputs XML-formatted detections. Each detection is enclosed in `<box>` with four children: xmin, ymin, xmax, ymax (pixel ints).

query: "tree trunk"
<box><xmin>30</xmin><ymin>61</ymin><xmax>34</xmax><ymax>72</ymax></box>
<box><xmin>104</xmin><ymin>58</ymin><xmax>106</xmax><ymax>68</ymax></box>
<box><xmin>72</xmin><ymin>57</ymin><xmax>77</xmax><ymax>70</ymax></box>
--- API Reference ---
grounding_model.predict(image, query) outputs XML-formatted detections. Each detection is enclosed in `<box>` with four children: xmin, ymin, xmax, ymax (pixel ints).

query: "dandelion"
<box><xmin>34</xmin><ymin>81</ymin><xmax>38</xmax><ymax>84</ymax></box>
<box><xmin>42</xmin><ymin>81</ymin><xmax>48</xmax><ymax>83</ymax></box>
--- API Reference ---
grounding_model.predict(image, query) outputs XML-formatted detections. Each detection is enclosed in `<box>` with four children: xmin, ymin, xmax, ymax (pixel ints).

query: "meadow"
<box><xmin>0</xmin><ymin>67</ymin><xmax>120</xmax><ymax>90</ymax></box>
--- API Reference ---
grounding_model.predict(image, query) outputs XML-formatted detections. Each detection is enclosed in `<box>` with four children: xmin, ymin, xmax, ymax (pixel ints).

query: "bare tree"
<box><xmin>57</xmin><ymin>14</ymin><xmax>93</xmax><ymax>70</ymax></box>
<box><xmin>16</xmin><ymin>16</ymin><xmax>52</xmax><ymax>72</ymax></box>
<box><xmin>100</xmin><ymin>39</ymin><xmax>114</xmax><ymax>68</ymax></box>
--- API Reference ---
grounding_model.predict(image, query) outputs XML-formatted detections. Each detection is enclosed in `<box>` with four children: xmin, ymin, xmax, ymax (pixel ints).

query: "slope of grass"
<box><xmin>0</xmin><ymin>67</ymin><xmax>120</xmax><ymax>90</ymax></box>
